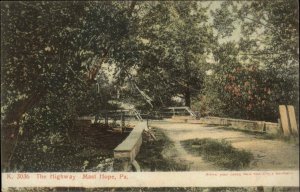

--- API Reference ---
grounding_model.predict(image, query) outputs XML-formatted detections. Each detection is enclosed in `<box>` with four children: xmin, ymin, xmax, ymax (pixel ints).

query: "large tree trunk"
<box><xmin>184</xmin><ymin>85</ymin><xmax>191</xmax><ymax>108</ymax></box>
<box><xmin>1</xmin><ymin>90</ymin><xmax>46</xmax><ymax>170</ymax></box>
<box><xmin>3</xmin><ymin>90</ymin><xmax>45</xmax><ymax>125</ymax></box>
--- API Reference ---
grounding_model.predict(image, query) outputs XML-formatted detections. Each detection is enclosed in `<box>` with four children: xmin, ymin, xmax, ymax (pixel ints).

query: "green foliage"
<box><xmin>202</xmin><ymin>42</ymin><xmax>279</xmax><ymax>120</ymax></box>
<box><xmin>1</xmin><ymin>1</ymin><xmax>137</xmax><ymax>171</ymax></box>
<box><xmin>121</xmin><ymin>2</ymin><xmax>214</xmax><ymax>108</ymax></box>
<box><xmin>181</xmin><ymin>138</ymin><xmax>253</xmax><ymax>170</ymax></box>
<box><xmin>1</xmin><ymin>2</ymin><xmax>136</xmax><ymax>124</ymax></box>
<box><xmin>202</xmin><ymin>1</ymin><xmax>299</xmax><ymax>121</ymax></box>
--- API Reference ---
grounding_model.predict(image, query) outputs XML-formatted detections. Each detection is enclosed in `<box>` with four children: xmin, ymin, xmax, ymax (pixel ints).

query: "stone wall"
<box><xmin>113</xmin><ymin>121</ymin><xmax>146</xmax><ymax>171</ymax></box>
<box><xmin>188</xmin><ymin>116</ymin><xmax>279</xmax><ymax>134</ymax></box>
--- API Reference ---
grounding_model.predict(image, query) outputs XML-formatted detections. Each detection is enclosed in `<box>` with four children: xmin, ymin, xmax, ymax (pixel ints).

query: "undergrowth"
<box><xmin>9</xmin><ymin>124</ymin><xmax>129</xmax><ymax>172</ymax></box>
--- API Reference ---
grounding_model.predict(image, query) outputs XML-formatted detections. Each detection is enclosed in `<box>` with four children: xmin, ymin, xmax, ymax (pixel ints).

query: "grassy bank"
<box><xmin>181</xmin><ymin>138</ymin><xmax>253</xmax><ymax>170</ymax></box>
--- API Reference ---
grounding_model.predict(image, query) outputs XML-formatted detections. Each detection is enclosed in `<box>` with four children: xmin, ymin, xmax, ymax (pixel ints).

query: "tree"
<box><xmin>202</xmin><ymin>1</ymin><xmax>299</xmax><ymax>121</ymax></box>
<box><xmin>118</xmin><ymin>2</ymin><xmax>214</xmax><ymax>109</ymax></box>
<box><xmin>1</xmin><ymin>1</ymin><xmax>137</xmax><ymax>170</ymax></box>
<box><xmin>1</xmin><ymin>2</ymin><xmax>88</xmax><ymax>169</ymax></box>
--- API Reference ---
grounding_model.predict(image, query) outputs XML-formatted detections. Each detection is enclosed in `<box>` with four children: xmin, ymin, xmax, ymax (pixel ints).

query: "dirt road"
<box><xmin>149</xmin><ymin>121</ymin><xmax>299</xmax><ymax>171</ymax></box>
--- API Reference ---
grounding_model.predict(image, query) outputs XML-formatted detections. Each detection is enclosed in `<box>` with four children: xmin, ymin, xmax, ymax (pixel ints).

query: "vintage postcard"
<box><xmin>1</xmin><ymin>1</ymin><xmax>299</xmax><ymax>191</ymax></box>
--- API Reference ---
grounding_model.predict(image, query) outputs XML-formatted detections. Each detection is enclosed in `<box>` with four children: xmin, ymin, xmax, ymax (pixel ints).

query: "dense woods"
<box><xmin>1</xmin><ymin>1</ymin><xmax>298</xmax><ymax>171</ymax></box>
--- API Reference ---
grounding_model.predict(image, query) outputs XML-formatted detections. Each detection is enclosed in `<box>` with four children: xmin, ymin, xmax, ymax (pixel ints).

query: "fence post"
<box><xmin>279</xmin><ymin>105</ymin><xmax>291</xmax><ymax>136</ymax></box>
<box><xmin>146</xmin><ymin>114</ymin><xmax>149</xmax><ymax>128</ymax></box>
<box><xmin>120</xmin><ymin>111</ymin><xmax>124</xmax><ymax>133</ymax></box>
<box><xmin>287</xmin><ymin>105</ymin><xmax>298</xmax><ymax>135</ymax></box>
<box><xmin>105</xmin><ymin>112</ymin><xmax>108</xmax><ymax>127</ymax></box>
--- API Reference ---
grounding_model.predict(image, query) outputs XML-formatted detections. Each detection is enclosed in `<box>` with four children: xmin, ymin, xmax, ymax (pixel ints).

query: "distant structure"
<box><xmin>161</xmin><ymin>106</ymin><xmax>198</xmax><ymax>118</ymax></box>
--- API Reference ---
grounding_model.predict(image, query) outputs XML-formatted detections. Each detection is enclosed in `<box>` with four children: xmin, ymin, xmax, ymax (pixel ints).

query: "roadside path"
<box><xmin>150</xmin><ymin>121</ymin><xmax>299</xmax><ymax>171</ymax></box>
